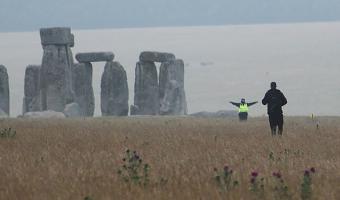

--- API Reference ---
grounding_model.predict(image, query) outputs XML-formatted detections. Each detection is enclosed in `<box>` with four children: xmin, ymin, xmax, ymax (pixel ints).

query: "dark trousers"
<box><xmin>269</xmin><ymin>113</ymin><xmax>283</xmax><ymax>135</ymax></box>
<box><xmin>239</xmin><ymin>112</ymin><xmax>248</xmax><ymax>121</ymax></box>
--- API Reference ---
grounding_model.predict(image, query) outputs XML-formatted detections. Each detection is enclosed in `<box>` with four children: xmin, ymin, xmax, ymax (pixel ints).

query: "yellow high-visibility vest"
<box><xmin>239</xmin><ymin>104</ymin><xmax>248</xmax><ymax>113</ymax></box>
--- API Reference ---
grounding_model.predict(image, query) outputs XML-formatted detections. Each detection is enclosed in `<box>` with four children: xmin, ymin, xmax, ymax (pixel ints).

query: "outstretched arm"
<box><xmin>247</xmin><ymin>101</ymin><xmax>258</xmax><ymax>107</ymax></box>
<box><xmin>229</xmin><ymin>101</ymin><xmax>240</xmax><ymax>107</ymax></box>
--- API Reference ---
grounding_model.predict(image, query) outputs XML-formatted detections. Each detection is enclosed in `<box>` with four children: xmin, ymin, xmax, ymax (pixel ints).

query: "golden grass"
<box><xmin>0</xmin><ymin>116</ymin><xmax>339</xmax><ymax>200</ymax></box>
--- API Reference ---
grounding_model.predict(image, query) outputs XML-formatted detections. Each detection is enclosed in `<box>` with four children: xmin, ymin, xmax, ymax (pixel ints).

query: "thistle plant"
<box><xmin>213</xmin><ymin>165</ymin><xmax>239</xmax><ymax>191</ymax></box>
<box><xmin>0</xmin><ymin>127</ymin><xmax>16</xmax><ymax>138</ymax></box>
<box><xmin>117</xmin><ymin>149</ymin><xmax>150</xmax><ymax>186</ymax></box>
<box><xmin>272</xmin><ymin>171</ymin><xmax>291</xmax><ymax>200</ymax></box>
<box><xmin>300</xmin><ymin>167</ymin><xmax>316</xmax><ymax>200</ymax></box>
<box><xmin>249</xmin><ymin>171</ymin><xmax>265</xmax><ymax>199</ymax></box>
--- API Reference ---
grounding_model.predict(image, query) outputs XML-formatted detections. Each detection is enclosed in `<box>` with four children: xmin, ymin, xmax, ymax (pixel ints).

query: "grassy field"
<box><xmin>0</xmin><ymin>116</ymin><xmax>339</xmax><ymax>200</ymax></box>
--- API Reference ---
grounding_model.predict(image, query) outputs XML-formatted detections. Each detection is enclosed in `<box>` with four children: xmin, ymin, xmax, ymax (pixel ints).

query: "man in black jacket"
<box><xmin>262</xmin><ymin>82</ymin><xmax>287</xmax><ymax>135</ymax></box>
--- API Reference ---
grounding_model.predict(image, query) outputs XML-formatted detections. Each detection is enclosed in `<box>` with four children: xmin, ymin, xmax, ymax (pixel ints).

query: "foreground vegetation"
<box><xmin>0</xmin><ymin>116</ymin><xmax>339</xmax><ymax>200</ymax></box>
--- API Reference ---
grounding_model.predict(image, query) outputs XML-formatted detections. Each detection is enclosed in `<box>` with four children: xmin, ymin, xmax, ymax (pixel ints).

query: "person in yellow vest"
<box><xmin>230</xmin><ymin>98</ymin><xmax>258</xmax><ymax>121</ymax></box>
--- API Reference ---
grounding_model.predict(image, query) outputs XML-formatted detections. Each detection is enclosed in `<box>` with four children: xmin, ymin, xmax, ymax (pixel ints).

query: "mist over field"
<box><xmin>0</xmin><ymin>22</ymin><xmax>340</xmax><ymax>117</ymax></box>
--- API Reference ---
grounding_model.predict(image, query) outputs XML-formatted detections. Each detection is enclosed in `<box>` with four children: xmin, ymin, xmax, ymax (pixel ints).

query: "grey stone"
<box><xmin>23</xmin><ymin>110</ymin><xmax>66</xmax><ymax>118</ymax></box>
<box><xmin>129</xmin><ymin>105</ymin><xmax>139</xmax><ymax>115</ymax></box>
<box><xmin>40</xmin><ymin>30</ymin><xmax>75</xmax><ymax>112</ymax></box>
<box><xmin>139</xmin><ymin>51</ymin><xmax>175</xmax><ymax>63</ymax></box>
<box><xmin>101</xmin><ymin>61</ymin><xmax>129</xmax><ymax>116</ymax></box>
<box><xmin>63</xmin><ymin>102</ymin><xmax>81</xmax><ymax>117</ymax></box>
<box><xmin>72</xmin><ymin>63</ymin><xmax>94</xmax><ymax>116</ymax></box>
<box><xmin>131</xmin><ymin>61</ymin><xmax>159</xmax><ymax>115</ymax></box>
<box><xmin>190</xmin><ymin>110</ymin><xmax>238</xmax><ymax>118</ymax></box>
<box><xmin>40</xmin><ymin>27</ymin><xmax>73</xmax><ymax>46</ymax></box>
<box><xmin>23</xmin><ymin>65</ymin><xmax>41</xmax><ymax>113</ymax></box>
<box><xmin>75</xmin><ymin>52</ymin><xmax>114</xmax><ymax>63</ymax></box>
<box><xmin>0</xmin><ymin>108</ymin><xmax>8</xmax><ymax>118</ymax></box>
<box><xmin>159</xmin><ymin>59</ymin><xmax>187</xmax><ymax>115</ymax></box>
<box><xmin>70</xmin><ymin>34</ymin><xmax>74</xmax><ymax>47</ymax></box>
<box><xmin>0</xmin><ymin>65</ymin><xmax>9</xmax><ymax>115</ymax></box>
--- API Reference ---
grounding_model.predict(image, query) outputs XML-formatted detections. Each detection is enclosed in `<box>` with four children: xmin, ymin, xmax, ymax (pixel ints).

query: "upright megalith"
<box><xmin>0</xmin><ymin>65</ymin><xmax>9</xmax><ymax>116</ymax></box>
<box><xmin>75</xmin><ymin>52</ymin><xmax>114</xmax><ymax>63</ymax></box>
<box><xmin>40</xmin><ymin>27</ymin><xmax>75</xmax><ymax>112</ymax></box>
<box><xmin>72</xmin><ymin>63</ymin><xmax>94</xmax><ymax>116</ymax></box>
<box><xmin>23</xmin><ymin>65</ymin><xmax>41</xmax><ymax>113</ymax></box>
<box><xmin>101</xmin><ymin>61</ymin><xmax>129</xmax><ymax>116</ymax></box>
<box><xmin>131</xmin><ymin>61</ymin><xmax>159</xmax><ymax>115</ymax></box>
<box><xmin>139</xmin><ymin>51</ymin><xmax>175</xmax><ymax>63</ymax></box>
<box><xmin>159</xmin><ymin>59</ymin><xmax>187</xmax><ymax>115</ymax></box>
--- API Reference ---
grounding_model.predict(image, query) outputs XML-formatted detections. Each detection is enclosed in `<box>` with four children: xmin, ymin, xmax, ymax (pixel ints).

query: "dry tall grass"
<box><xmin>0</xmin><ymin>116</ymin><xmax>339</xmax><ymax>200</ymax></box>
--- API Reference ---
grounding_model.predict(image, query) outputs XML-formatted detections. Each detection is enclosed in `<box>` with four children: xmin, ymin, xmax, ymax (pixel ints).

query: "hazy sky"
<box><xmin>1</xmin><ymin>0</ymin><xmax>340</xmax><ymax>32</ymax></box>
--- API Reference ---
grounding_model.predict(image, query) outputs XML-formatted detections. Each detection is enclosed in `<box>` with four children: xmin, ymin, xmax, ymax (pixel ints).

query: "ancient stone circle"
<box><xmin>1</xmin><ymin>27</ymin><xmax>187</xmax><ymax>118</ymax></box>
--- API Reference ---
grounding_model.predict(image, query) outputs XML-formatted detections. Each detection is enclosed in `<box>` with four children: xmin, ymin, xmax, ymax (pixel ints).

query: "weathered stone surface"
<box><xmin>101</xmin><ymin>61</ymin><xmax>129</xmax><ymax>116</ymax></box>
<box><xmin>0</xmin><ymin>108</ymin><xmax>8</xmax><ymax>118</ymax></box>
<box><xmin>40</xmin><ymin>30</ymin><xmax>75</xmax><ymax>112</ymax></box>
<box><xmin>23</xmin><ymin>110</ymin><xmax>66</xmax><ymax>118</ymax></box>
<box><xmin>190</xmin><ymin>110</ymin><xmax>238</xmax><ymax>118</ymax></box>
<box><xmin>75</xmin><ymin>52</ymin><xmax>114</xmax><ymax>63</ymax></box>
<box><xmin>139</xmin><ymin>51</ymin><xmax>175</xmax><ymax>63</ymax></box>
<box><xmin>159</xmin><ymin>59</ymin><xmax>187</xmax><ymax>115</ymax></box>
<box><xmin>131</xmin><ymin>61</ymin><xmax>159</xmax><ymax>115</ymax></box>
<box><xmin>63</xmin><ymin>102</ymin><xmax>81</xmax><ymax>117</ymax></box>
<box><xmin>0</xmin><ymin>65</ymin><xmax>9</xmax><ymax>115</ymax></box>
<box><xmin>72</xmin><ymin>63</ymin><xmax>94</xmax><ymax>116</ymax></box>
<box><xmin>23</xmin><ymin>65</ymin><xmax>41</xmax><ymax>113</ymax></box>
<box><xmin>40</xmin><ymin>27</ymin><xmax>73</xmax><ymax>45</ymax></box>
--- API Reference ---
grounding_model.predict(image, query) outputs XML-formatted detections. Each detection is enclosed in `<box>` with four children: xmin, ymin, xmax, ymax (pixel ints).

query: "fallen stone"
<box><xmin>131</xmin><ymin>61</ymin><xmax>159</xmax><ymax>115</ymax></box>
<box><xmin>75</xmin><ymin>52</ymin><xmax>114</xmax><ymax>63</ymax></box>
<box><xmin>63</xmin><ymin>102</ymin><xmax>81</xmax><ymax>117</ymax></box>
<box><xmin>101</xmin><ymin>61</ymin><xmax>129</xmax><ymax>116</ymax></box>
<box><xmin>23</xmin><ymin>110</ymin><xmax>66</xmax><ymax>118</ymax></box>
<box><xmin>190</xmin><ymin>110</ymin><xmax>238</xmax><ymax>118</ymax></box>
<box><xmin>0</xmin><ymin>65</ymin><xmax>9</xmax><ymax>115</ymax></box>
<box><xmin>72</xmin><ymin>63</ymin><xmax>94</xmax><ymax>116</ymax></box>
<box><xmin>40</xmin><ymin>28</ymin><xmax>75</xmax><ymax>112</ymax></box>
<box><xmin>23</xmin><ymin>65</ymin><xmax>41</xmax><ymax>113</ymax></box>
<box><xmin>40</xmin><ymin>27</ymin><xmax>73</xmax><ymax>46</ymax></box>
<box><xmin>159</xmin><ymin>59</ymin><xmax>187</xmax><ymax>115</ymax></box>
<box><xmin>139</xmin><ymin>51</ymin><xmax>175</xmax><ymax>63</ymax></box>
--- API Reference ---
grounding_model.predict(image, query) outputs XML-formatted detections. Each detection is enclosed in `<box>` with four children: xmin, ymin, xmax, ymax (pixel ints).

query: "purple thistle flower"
<box><xmin>224</xmin><ymin>166</ymin><xmax>229</xmax><ymax>172</ymax></box>
<box><xmin>273</xmin><ymin>172</ymin><xmax>281</xmax><ymax>179</ymax></box>
<box><xmin>304</xmin><ymin>170</ymin><xmax>310</xmax><ymax>176</ymax></box>
<box><xmin>251</xmin><ymin>171</ymin><xmax>258</xmax><ymax>177</ymax></box>
<box><xmin>310</xmin><ymin>167</ymin><xmax>316</xmax><ymax>173</ymax></box>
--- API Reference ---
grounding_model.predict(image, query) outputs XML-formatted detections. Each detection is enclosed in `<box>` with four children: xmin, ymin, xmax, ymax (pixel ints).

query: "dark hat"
<box><xmin>241</xmin><ymin>98</ymin><xmax>245</xmax><ymax>103</ymax></box>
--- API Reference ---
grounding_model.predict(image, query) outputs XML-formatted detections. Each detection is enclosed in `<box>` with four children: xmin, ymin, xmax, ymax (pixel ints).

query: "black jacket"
<box><xmin>262</xmin><ymin>89</ymin><xmax>287</xmax><ymax>115</ymax></box>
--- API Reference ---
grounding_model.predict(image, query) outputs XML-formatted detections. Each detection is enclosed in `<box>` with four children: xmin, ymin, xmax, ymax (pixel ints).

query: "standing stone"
<box><xmin>131</xmin><ymin>61</ymin><xmax>159</xmax><ymax>115</ymax></box>
<box><xmin>23</xmin><ymin>65</ymin><xmax>41</xmax><ymax>113</ymax></box>
<box><xmin>159</xmin><ymin>59</ymin><xmax>187</xmax><ymax>115</ymax></box>
<box><xmin>0</xmin><ymin>65</ymin><xmax>9</xmax><ymax>116</ymax></box>
<box><xmin>72</xmin><ymin>63</ymin><xmax>94</xmax><ymax>116</ymax></box>
<box><xmin>40</xmin><ymin>27</ymin><xmax>75</xmax><ymax>112</ymax></box>
<box><xmin>101</xmin><ymin>61</ymin><xmax>129</xmax><ymax>116</ymax></box>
